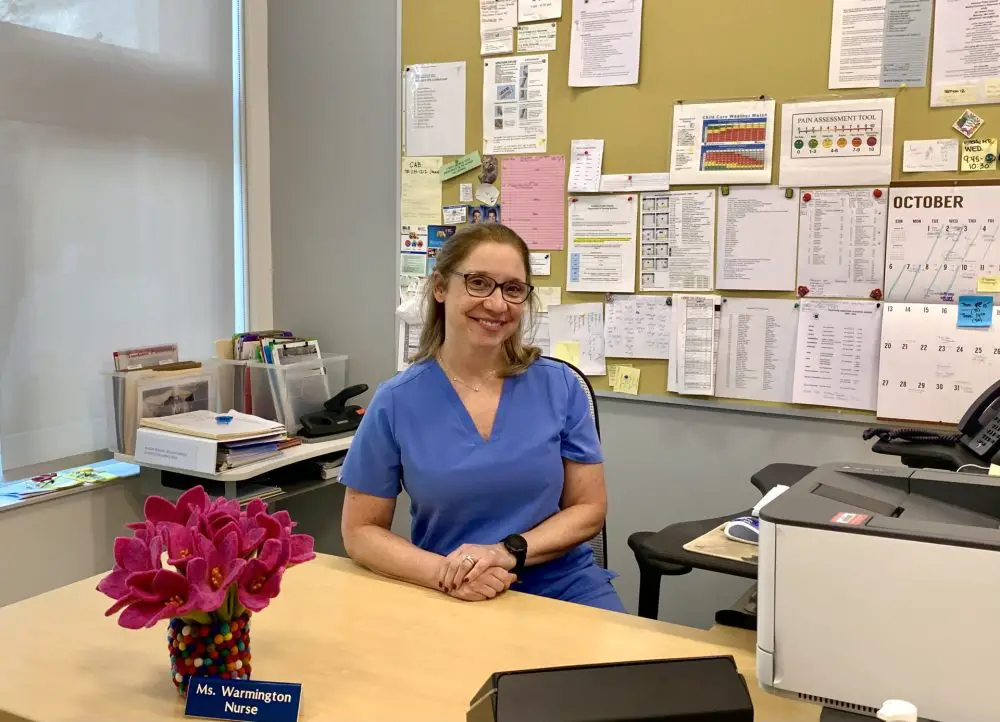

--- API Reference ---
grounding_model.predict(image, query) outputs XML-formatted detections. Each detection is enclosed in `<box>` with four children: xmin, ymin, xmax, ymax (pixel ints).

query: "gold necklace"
<box><xmin>437</xmin><ymin>355</ymin><xmax>497</xmax><ymax>392</ymax></box>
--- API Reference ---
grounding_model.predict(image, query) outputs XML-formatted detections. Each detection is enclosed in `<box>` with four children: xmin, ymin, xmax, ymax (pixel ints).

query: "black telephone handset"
<box><xmin>864</xmin><ymin>379</ymin><xmax>1000</xmax><ymax>469</ymax></box>
<box><xmin>299</xmin><ymin>384</ymin><xmax>369</xmax><ymax>439</ymax></box>
<box><xmin>957</xmin><ymin>379</ymin><xmax>1000</xmax><ymax>461</ymax></box>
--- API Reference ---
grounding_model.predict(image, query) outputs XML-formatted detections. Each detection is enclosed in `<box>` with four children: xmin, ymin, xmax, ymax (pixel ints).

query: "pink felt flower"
<box><xmin>237</xmin><ymin>538</ymin><xmax>289</xmax><ymax>612</ymax></box>
<box><xmin>186</xmin><ymin>531</ymin><xmax>246</xmax><ymax>611</ymax></box>
<box><xmin>142</xmin><ymin>486</ymin><xmax>209</xmax><ymax>527</ymax></box>
<box><xmin>97</xmin><ymin>534</ymin><xmax>164</xmax><ymax>601</ymax></box>
<box><xmin>257</xmin><ymin>512</ymin><xmax>315</xmax><ymax>566</ymax></box>
<box><xmin>161</xmin><ymin>521</ymin><xmax>204</xmax><ymax>568</ymax></box>
<box><xmin>113</xmin><ymin>569</ymin><xmax>198</xmax><ymax>629</ymax></box>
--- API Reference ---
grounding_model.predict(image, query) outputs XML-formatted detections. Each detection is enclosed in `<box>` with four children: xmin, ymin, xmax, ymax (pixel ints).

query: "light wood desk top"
<box><xmin>0</xmin><ymin>555</ymin><xmax>819</xmax><ymax>722</ymax></box>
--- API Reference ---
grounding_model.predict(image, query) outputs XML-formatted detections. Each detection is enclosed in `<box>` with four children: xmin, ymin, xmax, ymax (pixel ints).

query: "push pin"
<box><xmin>870</xmin><ymin>288</ymin><xmax>883</xmax><ymax>301</ymax></box>
<box><xmin>797</xmin><ymin>285</ymin><xmax>810</xmax><ymax>297</ymax></box>
<box><xmin>873</xmin><ymin>188</ymin><xmax>883</xmax><ymax>199</ymax></box>
<box><xmin>988</xmin><ymin>153</ymin><xmax>997</xmax><ymax>163</ymax></box>
<box><xmin>571</xmin><ymin>197</ymin><xmax>578</xmax><ymax>203</ymax></box>
<box><xmin>802</xmin><ymin>192</ymin><xmax>813</xmax><ymax>202</ymax></box>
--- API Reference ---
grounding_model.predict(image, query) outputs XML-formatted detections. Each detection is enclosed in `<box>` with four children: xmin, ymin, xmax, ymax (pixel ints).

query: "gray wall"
<box><xmin>264</xmin><ymin>0</ymin><xmax>890</xmax><ymax>629</ymax></box>
<box><xmin>268</xmin><ymin>0</ymin><xmax>400</xmax><ymax>394</ymax></box>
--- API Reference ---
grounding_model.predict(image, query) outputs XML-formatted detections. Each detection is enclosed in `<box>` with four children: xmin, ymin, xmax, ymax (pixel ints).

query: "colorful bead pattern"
<box><xmin>167</xmin><ymin>612</ymin><xmax>252</xmax><ymax>696</ymax></box>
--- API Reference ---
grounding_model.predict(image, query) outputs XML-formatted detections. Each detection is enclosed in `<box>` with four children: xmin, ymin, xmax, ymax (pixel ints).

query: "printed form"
<box><xmin>716</xmin><ymin>187</ymin><xmax>799</xmax><ymax>291</ymax></box>
<box><xmin>568</xmin><ymin>0</ymin><xmax>642</xmax><ymax>87</ymax></box>
<box><xmin>501</xmin><ymin>155</ymin><xmax>566</xmax><ymax>250</ymax></box>
<box><xmin>567</xmin><ymin>139</ymin><xmax>604</xmax><ymax>192</ymax></box>
<box><xmin>792</xmin><ymin>299</ymin><xmax>883</xmax><ymax>410</ymax></box>
<box><xmin>796</xmin><ymin>188</ymin><xmax>888</xmax><ymax>298</ymax></box>
<box><xmin>715</xmin><ymin>298</ymin><xmax>798</xmax><ymax>403</ymax></box>
<box><xmin>566</xmin><ymin>194</ymin><xmax>637</xmax><ymax>293</ymax></box>
<box><xmin>930</xmin><ymin>0</ymin><xmax>1000</xmax><ymax>106</ymax></box>
<box><xmin>403</xmin><ymin>63</ymin><xmax>466</xmax><ymax>157</ymax></box>
<box><xmin>483</xmin><ymin>54</ymin><xmax>549</xmax><ymax>154</ymax></box>
<box><xmin>668</xmin><ymin>294</ymin><xmax>720</xmax><ymax>396</ymax></box>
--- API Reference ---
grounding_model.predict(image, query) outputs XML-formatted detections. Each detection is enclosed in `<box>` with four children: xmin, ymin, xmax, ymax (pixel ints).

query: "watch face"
<box><xmin>505</xmin><ymin>535</ymin><xmax>527</xmax><ymax>553</ymax></box>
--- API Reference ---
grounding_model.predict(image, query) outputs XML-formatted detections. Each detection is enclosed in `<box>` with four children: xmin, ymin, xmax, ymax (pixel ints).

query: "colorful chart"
<box><xmin>789</xmin><ymin>110</ymin><xmax>884</xmax><ymax>159</ymax></box>
<box><xmin>699</xmin><ymin>116</ymin><xmax>768</xmax><ymax>171</ymax></box>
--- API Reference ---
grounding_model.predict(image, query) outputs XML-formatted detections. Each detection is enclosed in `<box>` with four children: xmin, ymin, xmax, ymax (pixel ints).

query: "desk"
<box><xmin>0</xmin><ymin>555</ymin><xmax>818</xmax><ymax>722</ymax></box>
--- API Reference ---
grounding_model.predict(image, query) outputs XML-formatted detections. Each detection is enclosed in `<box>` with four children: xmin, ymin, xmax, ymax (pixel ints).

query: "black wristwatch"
<box><xmin>501</xmin><ymin>534</ymin><xmax>528</xmax><ymax>575</ymax></box>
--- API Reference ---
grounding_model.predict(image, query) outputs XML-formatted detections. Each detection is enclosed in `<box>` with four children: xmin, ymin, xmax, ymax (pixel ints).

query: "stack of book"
<box><xmin>135</xmin><ymin>410</ymin><xmax>288</xmax><ymax>474</ymax></box>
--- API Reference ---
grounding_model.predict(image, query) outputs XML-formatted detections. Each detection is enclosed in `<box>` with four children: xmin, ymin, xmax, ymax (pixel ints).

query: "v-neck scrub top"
<box><xmin>340</xmin><ymin>357</ymin><xmax>625</xmax><ymax>612</ymax></box>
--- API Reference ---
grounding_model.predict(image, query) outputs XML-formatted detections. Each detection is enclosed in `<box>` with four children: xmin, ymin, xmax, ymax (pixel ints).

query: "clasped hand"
<box><xmin>437</xmin><ymin>543</ymin><xmax>517</xmax><ymax>602</ymax></box>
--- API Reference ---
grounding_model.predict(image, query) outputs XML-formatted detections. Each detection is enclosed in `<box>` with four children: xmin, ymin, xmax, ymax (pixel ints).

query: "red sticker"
<box><xmin>831</xmin><ymin>512</ymin><xmax>870</xmax><ymax>526</ymax></box>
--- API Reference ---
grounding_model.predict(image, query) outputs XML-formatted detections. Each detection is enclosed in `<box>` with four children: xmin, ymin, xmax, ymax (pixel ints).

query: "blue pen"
<box><xmin>216</xmin><ymin>415</ymin><xmax>233</xmax><ymax>425</ymax></box>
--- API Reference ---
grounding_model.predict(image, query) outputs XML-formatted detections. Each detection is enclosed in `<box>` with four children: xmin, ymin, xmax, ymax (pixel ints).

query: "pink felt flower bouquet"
<box><xmin>97</xmin><ymin>486</ymin><xmax>316</xmax><ymax>629</ymax></box>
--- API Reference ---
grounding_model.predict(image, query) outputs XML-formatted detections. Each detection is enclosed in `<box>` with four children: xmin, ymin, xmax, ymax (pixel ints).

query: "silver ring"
<box><xmin>462</xmin><ymin>554</ymin><xmax>476</xmax><ymax>565</ymax></box>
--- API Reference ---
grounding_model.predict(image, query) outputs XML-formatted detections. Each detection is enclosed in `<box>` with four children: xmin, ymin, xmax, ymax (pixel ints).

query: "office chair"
<box><xmin>544</xmin><ymin>356</ymin><xmax>608</xmax><ymax>569</ymax></box>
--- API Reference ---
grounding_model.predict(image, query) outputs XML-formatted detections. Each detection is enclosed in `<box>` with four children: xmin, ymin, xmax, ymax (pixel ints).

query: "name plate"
<box><xmin>185</xmin><ymin>678</ymin><xmax>301</xmax><ymax>722</ymax></box>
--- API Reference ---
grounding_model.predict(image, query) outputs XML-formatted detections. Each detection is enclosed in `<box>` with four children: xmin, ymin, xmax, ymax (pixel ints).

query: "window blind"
<box><xmin>0</xmin><ymin>1</ymin><xmax>242</xmax><ymax>471</ymax></box>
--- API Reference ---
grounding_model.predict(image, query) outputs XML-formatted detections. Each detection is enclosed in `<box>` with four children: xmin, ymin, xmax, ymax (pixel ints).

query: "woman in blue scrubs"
<box><xmin>340</xmin><ymin>223</ymin><xmax>625</xmax><ymax>613</ymax></box>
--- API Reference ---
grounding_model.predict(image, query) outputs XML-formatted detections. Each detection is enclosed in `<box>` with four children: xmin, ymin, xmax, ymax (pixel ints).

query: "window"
<box><xmin>0</xmin><ymin>0</ymin><xmax>247</xmax><ymax>475</ymax></box>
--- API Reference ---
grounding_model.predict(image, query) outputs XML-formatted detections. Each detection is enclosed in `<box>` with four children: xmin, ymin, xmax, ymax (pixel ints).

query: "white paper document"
<box><xmin>796</xmin><ymin>188</ymin><xmax>888</xmax><ymax>298</ymax></box>
<box><xmin>716</xmin><ymin>298</ymin><xmax>798</xmax><ymax>403</ymax></box>
<box><xmin>829</xmin><ymin>0</ymin><xmax>886</xmax><ymax>88</ymax></box>
<box><xmin>549</xmin><ymin>302</ymin><xmax>607</xmax><ymax>375</ymax></box>
<box><xmin>669</xmin><ymin>100</ymin><xmax>776</xmax><ymax>185</ymax></box>
<box><xmin>639</xmin><ymin>190</ymin><xmax>716</xmax><ymax>292</ymax></box>
<box><xmin>877</xmin><ymin>302</ymin><xmax>1000</xmax><ymax>423</ymax></box>
<box><xmin>524</xmin><ymin>312</ymin><xmax>552</xmax><ymax>356</ymax></box>
<box><xmin>460</xmin><ymin>184</ymin><xmax>474</xmax><ymax>202</ymax></box>
<box><xmin>519</xmin><ymin>0</ymin><xmax>561</xmax><ymax>22</ymax></box>
<box><xmin>483</xmin><ymin>54</ymin><xmax>549</xmax><ymax>154</ymax></box>
<box><xmin>792</xmin><ymin>299</ymin><xmax>883</xmax><ymax>411</ymax></box>
<box><xmin>535</xmin><ymin>286</ymin><xmax>562</xmax><ymax>311</ymax></box>
<box><xmin>668</xmin><ymin>294</ymin><xmax>721</xmax><ymax>396</ymax></box>
<box><xmin>567</xmin><ymin>139</ymin><xmax>604</xmax><ymax>192</ymax></box>
<box><xmin>778</xmin><ymin>98</ymin><xmax>895</xmax><ymax>186</ymax></box>
<box><xmin>880</xmin><ymin>0</ymin><xmax>933</xmax><ymax>87</ymax></box>
<box><xmin>604</xmin><ymin>294</ymin><xmax>671</xmax><ymax>360</ymax></box>
<box><xmin>530</xmin><ymin>251</ymin><xmax>552</xmax><ymax>275</ymax></box>
<box><xmin>481</xmin><ymin>0</ymin><xmax>518</xmax><ymax>31</ymax></box>
<box><xmin>716</xmin><ymin>187</ymin><xmax>799</xmax><ymax>291</ymax></box>
<box><xmin>517</xmin><ymin>22</ymin><xmax>558</xmax><ymax>52</ymax></box>
<box><xmin>482</xmin><ymin>27</ymin><xmax>515</xmax><ymax>55</ymax></box>
<box><xmin>829</xmin><ymin>0</ymin><xmax>932</xmax><ymax>88</ymax></box>
<box><xmin>902</xmin><ymin>138</ymin><xmax>960</xmax><ymax>172</ymax></box>
<box><xmin>566</xmin><ymin>194</ymin><xmax>637</xmax><ymax>292</ymax></box>
<box><xmin>598</xmin><ymin>173</ymin><xmax>671</xmax><ymax>192</ymax></box>
<box><xmin>403</xmin><ymin>63</ymin><xmax>466</xmax><ymax>157</ymax></box>
<box><xmin>568</xmin><ymin>0</ymin><xmax>643</xmax><ymax>87</ymax></box>
<box><xmin>931</xmin><ymin>0</ymin><xmax>1000</xmax><ymax>107</ymax></box>
<box><xmin>885</xmin><ymin>186</ymin><xmax>1000</xmax><ymax>302</ymax></box>
<box><xmin>397</xmin><ymin>322</ymin><xmax>423</xmax><ymax>372</ymax></box>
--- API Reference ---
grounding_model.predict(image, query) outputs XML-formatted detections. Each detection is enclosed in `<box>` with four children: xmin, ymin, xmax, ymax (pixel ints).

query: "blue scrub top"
<box><xmin>340</xmin><ymin>357</ymin><xmax>623</xmax><ymax>610</ymax></box>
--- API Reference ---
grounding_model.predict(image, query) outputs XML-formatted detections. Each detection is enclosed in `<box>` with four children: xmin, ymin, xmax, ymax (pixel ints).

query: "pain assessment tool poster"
<box><xmin>778</xmin><ymin>98</ymin><xmax>895</xmax><ymax>186</ymax></box>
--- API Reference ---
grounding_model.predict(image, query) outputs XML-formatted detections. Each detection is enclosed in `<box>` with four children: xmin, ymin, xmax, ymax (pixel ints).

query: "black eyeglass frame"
<box><xmin>452</xmin><ymin>272</ymin><xmax>534</xmax><ymax>304</ymax></box>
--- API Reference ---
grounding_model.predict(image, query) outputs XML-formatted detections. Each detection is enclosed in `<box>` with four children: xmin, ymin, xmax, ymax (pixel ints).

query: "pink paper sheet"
<box><xmin>500</xmin><ymin>155</ymin><xmax>566</xmax><ymax>250</ymax></box>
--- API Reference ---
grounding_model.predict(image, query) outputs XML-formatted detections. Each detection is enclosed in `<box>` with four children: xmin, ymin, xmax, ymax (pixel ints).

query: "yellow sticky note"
<box><xmin>978</xmin><ymin>276</ymin><xmax>1000</xmax><ymax>293</ymax></box>
<box><xmin>961</xmin><ymin>138</ymin><xmax>998</xmax><ymax>171</ymax></box>
<box><xmin>617</xmin><ymin>366</ymin><xmax>641</xmax><ymax>395</ymax></box>
<box><xmin>986</xmin><ymin>80</ymin><xmax>1000</xmax><ymax>100</ymax></box>
<box><xmin>535</xmin><ymin>286</ymin><xmax>562</xmax><ymax>312</ymax></box>
<box><xmin>990</xmin><ymin>464</ymin><xmax>1000</xmax><ymax>477</ymax></box>
<box><xmin>553</xmin><ymin>341</ymin><xmax>580</xmax><ymax>366</ymax></box>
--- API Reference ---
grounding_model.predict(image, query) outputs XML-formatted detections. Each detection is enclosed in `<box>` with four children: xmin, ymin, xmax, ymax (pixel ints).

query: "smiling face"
<box><xmin>434</xmin><ymin>241</ymin><xmax>528</xmax><ymax>352</ymax></box>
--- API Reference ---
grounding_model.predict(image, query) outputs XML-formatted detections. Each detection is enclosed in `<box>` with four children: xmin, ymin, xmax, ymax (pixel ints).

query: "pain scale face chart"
<box><xmin>789</xmin><ymin>111</ymin><xmax>884</xmax><ymax>160</ymax></box>
<box><xmin>885</xmin><ymin>187</ymin><xmax>1000</xmax><ymax>303</ymax></box>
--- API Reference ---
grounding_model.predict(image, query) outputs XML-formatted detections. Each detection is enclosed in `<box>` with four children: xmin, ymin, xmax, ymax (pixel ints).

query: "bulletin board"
<box><xmin>400</xmin><ymin>0</ymin><xmax>1000</xmax><ymax>421</ymax></box>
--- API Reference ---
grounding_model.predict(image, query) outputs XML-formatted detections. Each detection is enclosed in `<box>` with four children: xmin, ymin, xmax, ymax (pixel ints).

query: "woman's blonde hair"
<box><xmin>412</xmin><ymin>223</ymin><xmax>541</xmax><ymax>377</ymax></box>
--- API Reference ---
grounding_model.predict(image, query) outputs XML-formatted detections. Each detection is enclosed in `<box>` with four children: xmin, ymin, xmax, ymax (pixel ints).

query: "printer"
<box><xmin>756</xmin><ymin>463</ymin><xmax>1000</xmax><ymax>722</ymax></box>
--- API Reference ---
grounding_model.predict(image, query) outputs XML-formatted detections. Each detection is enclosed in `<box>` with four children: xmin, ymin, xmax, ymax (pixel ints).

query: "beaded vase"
<box><xmin>167</xmin><ymin>612</ymin><xmax>252</xmax><ymax>696</ymax></box>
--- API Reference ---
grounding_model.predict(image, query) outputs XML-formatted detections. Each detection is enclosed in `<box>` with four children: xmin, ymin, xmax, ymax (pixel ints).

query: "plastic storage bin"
<box><xmin>104</xmin><ymin>361</ymin><xmax>222</xmax><ymax>455</ymax></box>
<box><xmin>216</xmin><ymin>354</ymin><xmax>347</xmax><ymax>432</ymax></box>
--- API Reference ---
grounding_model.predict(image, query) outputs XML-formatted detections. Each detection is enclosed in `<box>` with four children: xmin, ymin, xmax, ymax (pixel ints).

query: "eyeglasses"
<box><xmin>453</xmin><ymin>272</ymin><xmax>533</xmax><ymax>304</ymax></box>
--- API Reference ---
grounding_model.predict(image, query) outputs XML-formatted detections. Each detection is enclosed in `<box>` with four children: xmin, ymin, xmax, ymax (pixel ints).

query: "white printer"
<box><xmin>756</xmin><ymin>463</ymin><xmax>1000</xmax><ymax>722</ymax></box>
